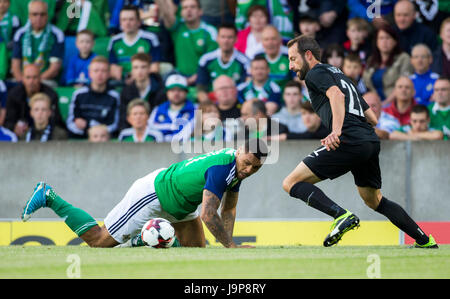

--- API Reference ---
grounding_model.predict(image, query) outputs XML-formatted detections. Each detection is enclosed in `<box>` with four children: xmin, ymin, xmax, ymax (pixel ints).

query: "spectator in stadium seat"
<box><xmin>273</xmin><ymin>100</ymin><xmax>329</xmax><ymax>141</ymax></box>
<box><xmin>87</xmin><ymin>124</ymin><xmax>110</xmax><ymax>142</ymax></box>
<box><xmin>234</xmin><ymin>0</ymin><xmax>294</xmax><ymax>44</ymax></box>
<box><xmin>297</xmin><ymin>11</ymin><xmax>321</xmax><ymax>41</ymax></box>
<box><xmin>239</xmin><ymin>98</ymin><xmax>288</xmax><ymax>140</ymax></box>
<box><xmin>8</xmin><ymin>0</ymin><xmax>55</xmax><ymax>26</ymax></box>
<box><xmin>0</xmin><ymin>125</ymin><xmax>17</xmax><ymax>142</ymax></box>
<box><xmin>199</xmin><ymin>0</ymin><xmax>234</xmax><ymax>27</ymax></box>
<box><xmin>343</xmin><ymin>17</ymin><xmax>372</xmax><ymax>67</ymax></box>
<box><xmin>342</xmin><ymin>54</ymin><xmax>367</xmax><ymax>95</ymax></box>
<box><xmin>322</xmin><ymin>43</ymin><xmax>345</xmax><ymax>70</ymax></box>
<box><xmin>148</xmin><ymin>73</ymin><xmax>196</xmax><ymax>142</ymax></box>
<box><xmin>212</xmin><ymin>75</ymin><xmax>241</xmax><ymax>141</ymax></box>
<box><xmin>363</xmin><ymin>91</ymin><xmax>400</xmax><ymax>140</ymax></box>
<box><xmin>389</xmin><ymin>104</ymin><xmax>443</xmax><ymax>141</ymax></box>
<box><xmin>255</xmin><ymin>25</ymin><xmax>294</xmax><ymax>89</ymax></box>
<box><xmin>108</xmin><ymin>5</ymin><xmax>161</xmax><ymax>82</ymax></box>
<box><xmin>191</xmin><ymin>101</ymin><xmax>232</xmax><ymax>141</ymax></box>
<box><xmin>428</xmin><ymin>78</ymin><xmax>450</xmax><ymax>140</ymax></box>
<box><xmin>119</xmin><ymin>53</ymin><xmax>165</xmax><ymax>131</ymax></box>
<box><xmin>66</xmin><ymin>56</ymin><xmax>120</xmax><ymax>139</ymax></box>
<box><xmin>25</xmin><ymin>92</ymin><xmax>68</xmax><ymax>142</ymax></box>
<box><xmin>156</xmin><ymin>0</ymin><xmax>217</xmax><ymax>86</ymax></box>
<box><xmin>64</xmin><ymin>29</ymin><xmax>97</xmax><ymax>87</ymax></box>
<box><xmin>302</xmin><ymin>0</ymin><xmax>348</xmax><ymax>49</ymax></box>
<box><xmin>431</xmin><ymin>17</ymin><xmax>450</xmax><ymax>78</ymax></box>
<box><xmin>383</xmin><ymin>76</ymin><xmax>417</xmax><ymax>126</ymax></box>
<box><xmin>362</xmin><ymin>23</ymin><xmax>413</xmax><ymax>105</ymax></box>
<box><xmin>213</xmin><ymin>75</ymin><xmax>241</xmax><ymax>121</ymax></box>
<box><xmin>118</xmin><ymin>99</ymin><xmax>163</xmax><ymax>142</ymax></box>
<box><xmin>237</xmin><ymin>55</ymin><xmax>282</xmax><ymax>117</ymax></box>
<box><xmin>0</xmin><ymin>0</ymin><xmax>21</xmax><ymax>79</ymax></box>
<box><xmin>11</xmin><ymin>0</ymin><xmax>65</xmax><ymax>85</ymax></box>
<box><xmin>4</xmin><ymin>64</ymin><xmax>63</xmax><ymax>139</ymax></box>
<box><xmin>409</xmin><ymin>44</ymin><xmax>439</xmax><ymax>107</ymax></box>
<box><xmin>196</xmin><ymin>23</ymin><xmax>250</xmax><ymax>104</ymax></box>
<box><xmin>272</xmin><ymin>80</ymin><xmax>307</xmax><ymax>134</ymax></box>
<box><xmin>392</xmin><ymin>0</ymin><xmax>438</xmax><ymax>55</ymax></box>
<box><xmin>234</xmin><ymin>5</ymin><xmax>268</xmax><ymax>60</ymax></box>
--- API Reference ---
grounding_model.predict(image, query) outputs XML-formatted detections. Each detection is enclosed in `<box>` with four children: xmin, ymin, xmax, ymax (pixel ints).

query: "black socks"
<box><xmin>375</xmin><ymin>197</ymin><xmax>429</xmax><ymax>245</ymax></box>
<box><xmin>289</xmin><ymin>182</ymin><xmax>347</xmax><ymax>219</ymax></box>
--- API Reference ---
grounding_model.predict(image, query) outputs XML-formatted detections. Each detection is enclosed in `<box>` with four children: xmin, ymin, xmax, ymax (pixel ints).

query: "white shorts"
<box><xmin>104</xmin><ymin>168</ymin><xmax>199</xmax><ymax>244</ymax></box>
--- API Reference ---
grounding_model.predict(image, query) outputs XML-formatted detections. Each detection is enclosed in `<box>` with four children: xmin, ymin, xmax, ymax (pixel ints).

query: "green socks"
<box><xmin>46</xmin><ymin>189</ymin><xmax>98</xmax><ymax>237</ymax></box>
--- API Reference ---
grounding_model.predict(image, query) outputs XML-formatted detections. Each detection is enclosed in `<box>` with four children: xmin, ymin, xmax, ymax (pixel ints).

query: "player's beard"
<box><xmin>297</xmin><ymin>54</ymin><xmax>310</xmax><ymax>80</ymax></box>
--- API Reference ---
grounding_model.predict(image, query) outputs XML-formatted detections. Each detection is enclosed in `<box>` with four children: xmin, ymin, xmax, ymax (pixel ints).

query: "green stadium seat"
<box><xmin>55</xmin><ymin>86</ymin><xmax>76</xmax><ymax>122</ymax></box>
<box><xmin>93</xmin><ymin>37</ymin><xmax>111</xmax><ymax>58</ymax></box>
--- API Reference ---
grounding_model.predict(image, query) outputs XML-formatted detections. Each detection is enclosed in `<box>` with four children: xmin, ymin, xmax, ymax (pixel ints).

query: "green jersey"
<box><xmin>155</xmin><ymin>148</ymin><xmax>241</xmax><ymax>220</ymax></box>
<box><xmin>118</xmin><ymin>127</ymin><xmax>164</xmax><ymax>143</ymax></box>
<box><xmin>428</xmin><ymin>102</ymin><xmax>450</xmax><ymax>140</ymax></box>
<box><xmin>108</xmin><ymin>30</ymin><xmax>161</xmax><ymax>77</ymax></box>
<box><xmin>169</xmin><ymin>17</ymin><xmax>218</xmax><ymax>76</ymax></box>
<box><xmin>197</xmin><ymin>48</ymin><xmax>250</xmax><ymax>91</ymax></box>
<box><xmin>256</xmin><ymin>46</ymin><xmax>293</xmax><ymax>89</ymax></box>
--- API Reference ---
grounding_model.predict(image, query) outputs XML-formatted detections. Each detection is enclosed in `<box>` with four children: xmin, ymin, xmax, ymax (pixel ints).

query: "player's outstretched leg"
<box><xmin>22</xmin><ymin>182</ymin><xmax>116</xmax><ymax>247</ymax></box>
<box><xmin>357</xmin><ymin>187</ymin><xmax>438</xmax><ymax>249</ymax></box>
<box><xmin>283</xmin><ymin>162</ymin><xmax>360</xmax><ymax>247</ymax></box>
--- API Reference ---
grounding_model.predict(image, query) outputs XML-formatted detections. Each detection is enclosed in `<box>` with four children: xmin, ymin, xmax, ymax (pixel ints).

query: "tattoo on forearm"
<box><xmin>202</xmin><ymin>190</ymin><xmax>234</xmax><ymax>248</ymax></box>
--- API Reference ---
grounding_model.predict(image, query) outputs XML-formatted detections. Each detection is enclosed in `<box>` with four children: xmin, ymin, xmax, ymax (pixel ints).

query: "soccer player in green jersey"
<box><xmin>22</xmin><ymin>139</ymin><xmax>268</xmax><ymax>248</ymax></box>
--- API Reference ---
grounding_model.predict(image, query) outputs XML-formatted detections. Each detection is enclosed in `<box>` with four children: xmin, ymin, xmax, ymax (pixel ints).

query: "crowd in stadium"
<box><xmin>0</xmin><ymin>0</ymin><xmax>449</xmax><ymax>143</ymax></box>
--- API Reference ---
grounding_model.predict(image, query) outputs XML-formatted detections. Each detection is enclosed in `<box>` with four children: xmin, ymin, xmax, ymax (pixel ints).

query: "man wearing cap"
<box><xmin>148</xmin><ymin>74</ymin><xmax>197</xmax><ymax>142</ymax></box>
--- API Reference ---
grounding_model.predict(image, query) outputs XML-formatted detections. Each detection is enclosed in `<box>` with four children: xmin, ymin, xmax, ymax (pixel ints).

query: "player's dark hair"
<box><xmin>411</xmin><ymin>104</ymin><xmax>429</xmax><ymax>118</ymax></box>
<box><xmin>287</xmin><ymin>35</ymin><xmax>321</xmax><ymax>61</ymax></box>
<box><xmin>120</xmin><ymin>4</ymin><xmax>140</xmax><ymax>20</ymax></box>
<box><xmin>244</xmin><ymin>138</ymin><xmax>269</xmax><ymax>161</ymax></box>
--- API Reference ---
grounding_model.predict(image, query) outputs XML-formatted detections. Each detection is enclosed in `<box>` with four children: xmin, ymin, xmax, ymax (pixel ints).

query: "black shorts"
<box><xmin>303</xmin><ymin>141</ymin><xmax>382</xmax><ymax>189</ymax></box>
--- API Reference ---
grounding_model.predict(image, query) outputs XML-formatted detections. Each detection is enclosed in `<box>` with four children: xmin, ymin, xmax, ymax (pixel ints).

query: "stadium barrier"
<box><xmin>0</xmin><ymin>220</ymin><xmax>401</xmax><ymax>246</ymax></box>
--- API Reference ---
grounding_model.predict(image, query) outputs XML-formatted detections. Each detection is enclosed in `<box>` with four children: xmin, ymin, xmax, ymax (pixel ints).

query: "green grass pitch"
<box><xmin>1</xmin><ymin>245</ymin><xmax>449</xmax><ymax>279</ymax></box>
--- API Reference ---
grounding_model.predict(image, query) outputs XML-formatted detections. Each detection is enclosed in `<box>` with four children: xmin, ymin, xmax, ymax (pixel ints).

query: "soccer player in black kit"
<box><xmin>283</xmin><ymin>35</ymin><xmax>438</xmax><ymax>248</ymax></box>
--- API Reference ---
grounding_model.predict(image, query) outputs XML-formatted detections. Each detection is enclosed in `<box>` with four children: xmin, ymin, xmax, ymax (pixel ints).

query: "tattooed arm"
<box><xmin>200</xmin><ymin>189</ymin><xmax>237</xmax><ymax>248</ymax></box>
<box><xmin>221</xmin><ymin>191</ymin><xmax>239</xmax><ymax>240</ymax></box>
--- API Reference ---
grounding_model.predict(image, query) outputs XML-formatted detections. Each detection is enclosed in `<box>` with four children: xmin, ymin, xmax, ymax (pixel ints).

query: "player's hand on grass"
<box><xmin>321</xmin><ymin>131</ymin><xmax>341</xmax><ymax>151</ymax></box>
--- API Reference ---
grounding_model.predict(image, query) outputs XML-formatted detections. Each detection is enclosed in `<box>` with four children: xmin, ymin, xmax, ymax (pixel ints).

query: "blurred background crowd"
<box><xmin>0</xmin><ymin>0</ymin><xmax>449</xmax><ymax>144</ymax></box>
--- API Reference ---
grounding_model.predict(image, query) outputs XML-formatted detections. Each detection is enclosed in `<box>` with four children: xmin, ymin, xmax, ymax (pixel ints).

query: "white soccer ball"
<box><xmin>141</xmin><ymin>218</ymin><xmax>176</xmax><ymax>248</ymax></box>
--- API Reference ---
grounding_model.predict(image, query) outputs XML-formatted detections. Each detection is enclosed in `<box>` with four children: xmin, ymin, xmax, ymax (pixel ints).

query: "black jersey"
<box><xmin>304</xmin><ymin>63</ymin><xmax>379</xmax><ymax>144</ymax></box>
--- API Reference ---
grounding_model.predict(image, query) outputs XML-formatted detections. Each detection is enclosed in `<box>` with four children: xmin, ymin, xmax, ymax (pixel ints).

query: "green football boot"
<box><xmin>323</xmin><ymin>210</ymin><xmax>360</xmax><ymax>247</ymax></box>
